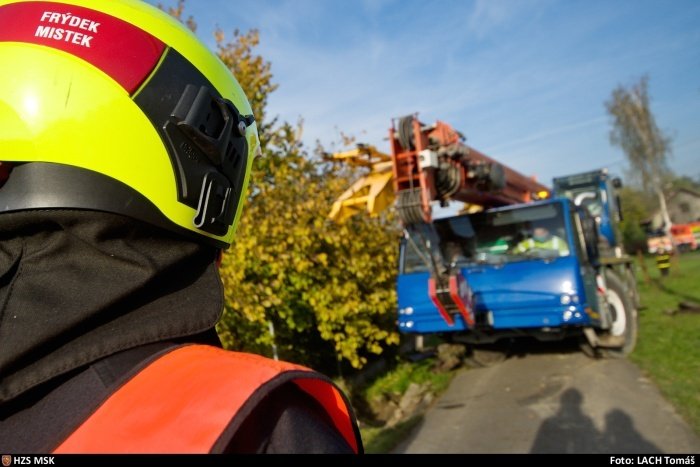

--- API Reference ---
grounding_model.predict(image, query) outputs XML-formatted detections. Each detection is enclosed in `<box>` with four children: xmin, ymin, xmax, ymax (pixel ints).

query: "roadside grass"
<box><xmin>362</xmin><ymin>357</ymin><xmax>453</xmax><ymax>402</ymax></box>
<box><xmin>361</xmin><ymin>415</ymin><xmax>423</xmax><ymax>454</ymax></box>
<box><xmin>630</xmin><ymin>251</ymin><xmax>700</xmax><ymax>435</ymax></box>
<box><xmin>358</xmin><ymin>357</ymin><xmax>454</xmax><ymax>453</ymax></box>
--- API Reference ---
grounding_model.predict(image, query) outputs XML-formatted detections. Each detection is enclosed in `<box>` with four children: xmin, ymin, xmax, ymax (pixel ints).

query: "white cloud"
<box><xmin>467</xmin><ymin>0</ymin><xmax>517</xmax><ymax>39</ymax></box>
<box><xmin>466</xmin><ymin>0</ymin><xmax>550</xmax><ymax>39</ymax></box>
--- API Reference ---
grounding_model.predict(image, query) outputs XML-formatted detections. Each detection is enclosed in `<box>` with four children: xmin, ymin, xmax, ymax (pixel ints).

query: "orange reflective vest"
<box><xmin>52</xmin><ymin>345</ymin><xmax>361</xmax><ymax>453</ymax></box>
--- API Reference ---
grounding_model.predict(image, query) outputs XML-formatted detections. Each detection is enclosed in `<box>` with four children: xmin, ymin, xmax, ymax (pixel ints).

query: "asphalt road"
<box><xmin>393</xmin><ymin>341</ymin><xmax>700</xmax><ymax>454</ymax></box>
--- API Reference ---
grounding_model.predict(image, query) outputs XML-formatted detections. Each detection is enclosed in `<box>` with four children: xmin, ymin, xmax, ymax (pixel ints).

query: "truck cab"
<box><xmin>397</xmin><ymin>197</ymin><xmax>637</xmax><ymax>357</ymax></box>
<box><xmin>552</xmin><ymin>169</ymin><xmax>623</xmax><ymax>255</ymax></box>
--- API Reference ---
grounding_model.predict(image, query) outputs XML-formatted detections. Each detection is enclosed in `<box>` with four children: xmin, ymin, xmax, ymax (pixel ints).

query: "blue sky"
<box><xmin>159</xmin><ymin>0</ymin><xmax>700</xmax><ymax>187</ymax></box>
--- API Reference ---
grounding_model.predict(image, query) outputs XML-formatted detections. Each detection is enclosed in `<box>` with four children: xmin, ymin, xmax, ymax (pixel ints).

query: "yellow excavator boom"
<box><xmin>328</xmin><ymin>145</ymin><xmax>395</xmax><ymax>222</ymax></box>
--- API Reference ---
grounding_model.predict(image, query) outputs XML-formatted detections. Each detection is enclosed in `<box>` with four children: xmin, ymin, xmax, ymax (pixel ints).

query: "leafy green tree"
<box><xmin>217</xmin><ymin>125</ymin><xmax>400</xmax><ymax>370</ymax></box>
<box><xmin>619</xmin><ymin>186</ymin><xmax>654</xmax><ymax>254</ymax></box>
<box><xmin>669</xmin><ymin>175</ymin><xmax>700</xmax><ymax>195</ymax></box>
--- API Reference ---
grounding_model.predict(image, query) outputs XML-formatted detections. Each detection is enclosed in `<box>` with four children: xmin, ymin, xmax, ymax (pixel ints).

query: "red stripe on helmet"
<box><xmin>0</xmin><ymin>1</ymin><xmax>165</xmax><ymax>94</ymax></box>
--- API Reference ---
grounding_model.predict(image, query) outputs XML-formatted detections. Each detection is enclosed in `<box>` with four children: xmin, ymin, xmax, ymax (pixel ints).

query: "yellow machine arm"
<box><xmin>328</xmin><ymin>145</ymin><xmax>395</xmax><ymax>223</ymax></box>
<box><xmin>327</xmin><ymin>144</ymin><xmax>487</xmax><ymax>222</ymax></box>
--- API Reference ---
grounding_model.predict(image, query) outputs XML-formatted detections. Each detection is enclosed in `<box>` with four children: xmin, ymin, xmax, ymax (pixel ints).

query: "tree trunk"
<box><xmin>637</xmin><ymin>249</ymin><xmax>651</xmax><ymax>284</ymax></box>
<box><xmin>656</xmin><ymin>186</ymin><xmax>672</xmax><ymax>234</ymax></box>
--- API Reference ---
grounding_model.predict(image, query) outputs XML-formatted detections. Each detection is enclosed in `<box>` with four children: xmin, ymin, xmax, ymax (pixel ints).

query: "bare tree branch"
<box><xmin>605</xmin><ymin>76</ymin><xmax>673</xmax><ymax>230</ymax></box>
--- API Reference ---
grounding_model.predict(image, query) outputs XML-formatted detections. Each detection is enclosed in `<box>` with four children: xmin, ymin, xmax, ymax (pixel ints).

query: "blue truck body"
<box><xmin>396</xmin><ymin>170</ymin><xmax>637</xmax><ymax>355</ymax></box>
<box><xmin>398</xmin><ymin>254</ymin><xmax>589</xmax><ymax>333</ymax></box>
<box><xmin>397</xmin><ymin>199</ymin><xmax>598</xmax><ymax>336</ymax></box>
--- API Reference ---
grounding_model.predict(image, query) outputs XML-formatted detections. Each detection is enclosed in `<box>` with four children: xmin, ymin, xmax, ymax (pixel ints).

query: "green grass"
<box><xmin>363</xmin><ymin>358</ymin><xmax>453</xmax><ymax>402</ymax></box>
<box><xmin>362</xmin><ymin>415</ymin><xmax>423</xmax><ymax>454</ymax></box>
<box><xmin>630</xmin><ymin>251</ymin><xmax>700</xmax><ymax>435</ymax></box>
<box><xmin>358</xmin><ymin>357</ymin><xmax>455</xmax><ymax>453</ymax></box>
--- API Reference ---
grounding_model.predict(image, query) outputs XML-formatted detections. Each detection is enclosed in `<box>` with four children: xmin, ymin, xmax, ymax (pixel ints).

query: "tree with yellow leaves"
<box><xmin>163</xmin><ymin>2</ymin><xmax>399</xmax><ymax>373</ymax></box>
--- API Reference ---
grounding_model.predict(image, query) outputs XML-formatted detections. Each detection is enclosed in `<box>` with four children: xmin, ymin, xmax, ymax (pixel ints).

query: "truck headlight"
<box><xmin>560</xmin><ymin>294</ymin><xmax>579</xmax><ymax>305</ymax></box>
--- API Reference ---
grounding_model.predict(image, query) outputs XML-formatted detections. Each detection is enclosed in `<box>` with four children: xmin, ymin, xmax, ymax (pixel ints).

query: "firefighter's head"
<box><xmin>0</xmin><ymin>0</ymin><xmax>259</xmax><ymax>249</ymax></box>
<box><xmin>532</xmin><ymin>227</ymin><xmax>551</xmax><ymax>242</ymax></box>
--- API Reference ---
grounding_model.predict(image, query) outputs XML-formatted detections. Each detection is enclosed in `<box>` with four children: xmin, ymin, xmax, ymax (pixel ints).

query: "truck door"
<box><xmin>572</xmin><ymin>206</ymin><xmax>602</xmax><ymax>323</ymax></box>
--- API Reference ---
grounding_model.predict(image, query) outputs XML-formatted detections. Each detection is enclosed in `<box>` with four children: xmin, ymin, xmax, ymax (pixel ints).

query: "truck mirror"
<box><xmin>612</xmin><ymin>177</ymin><xmax>623</xmax><ymax>189</ymax></box>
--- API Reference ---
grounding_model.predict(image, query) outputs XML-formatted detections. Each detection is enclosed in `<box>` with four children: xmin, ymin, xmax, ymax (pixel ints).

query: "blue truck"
<box><xmin>328</xmin><ymin>116</ymin><xmax>638</xmax><ymax>361</ymax></box>
<box><xmin>397</xmin><ymin>169</ymin><xmax>638</xmax><ymax>360</ymax></box>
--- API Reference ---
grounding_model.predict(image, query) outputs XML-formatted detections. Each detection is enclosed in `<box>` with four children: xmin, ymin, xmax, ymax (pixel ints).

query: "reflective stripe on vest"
<box><xmin>518</xmin><ymin>236</ymin><xmax>567</xmax><ymax>254</ymax></box>
<box><xmin>53</xmin><ymin>345</ymin><xmax>360</xmax><ymax>453</ymax></box>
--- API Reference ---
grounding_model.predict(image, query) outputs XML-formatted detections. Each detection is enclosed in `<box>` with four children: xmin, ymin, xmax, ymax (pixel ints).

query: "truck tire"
<box><xmin>582</xmin><ymin>270</ymin><xmax>638</xmax><ymax>358</ymax></box>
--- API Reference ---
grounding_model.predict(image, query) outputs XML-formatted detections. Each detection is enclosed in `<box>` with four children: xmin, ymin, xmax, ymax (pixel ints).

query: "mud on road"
<box><xmin>393</xmin><ymin>340</ymin><xmax>700</xmax><ymax>454</ymax></box>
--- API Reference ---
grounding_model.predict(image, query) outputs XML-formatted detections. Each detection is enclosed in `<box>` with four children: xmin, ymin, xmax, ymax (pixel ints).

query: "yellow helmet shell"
<box><xmin>0</xmin><ymin>0</ymin><xmax>259</xmax><ymax>248</ymax></box>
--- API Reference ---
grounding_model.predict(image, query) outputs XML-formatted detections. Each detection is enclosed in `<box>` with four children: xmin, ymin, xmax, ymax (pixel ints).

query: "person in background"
<box><xmin>514</xmin><ymin>226</ymin><xmax>570</xmax><ymax>256</ymax></box>
<box><xmin>655</xmin><ymin>246</ymin><xmax>672</xmax><ymax>277</ymax></box>
<box><xmin>0</xmin><ymin>0</ymin><xmax>361</xmax><ymax>454</ymax></box>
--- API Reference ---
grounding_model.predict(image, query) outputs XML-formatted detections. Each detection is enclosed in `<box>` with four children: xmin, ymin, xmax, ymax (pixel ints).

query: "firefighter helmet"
<box><xmin>0</xmin><ymin>0</ymin><xmax>259</xmax><ymax>248</ymax></box>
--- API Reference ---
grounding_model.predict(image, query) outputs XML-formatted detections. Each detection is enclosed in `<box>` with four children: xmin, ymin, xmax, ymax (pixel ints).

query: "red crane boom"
<box><xmin>390</xmin><ymin>115</ymin><xmax>550</xmax><ymax>225</ymax></box>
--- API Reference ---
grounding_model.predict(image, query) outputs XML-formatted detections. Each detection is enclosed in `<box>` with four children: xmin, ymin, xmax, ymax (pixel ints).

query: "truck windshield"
<box><xmin>401</xmin><ymin>203</ymin><xmax>570</xmax><ymax>272</ymax></box>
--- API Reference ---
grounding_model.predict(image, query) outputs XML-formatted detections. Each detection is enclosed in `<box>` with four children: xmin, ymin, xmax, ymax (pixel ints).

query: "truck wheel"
<box><xmin>465</xmin><ymin>343</ymin><xmax>509</xmax><ymax>368</ymax></box>
<box><xmin>597</xmin><ymin>270</ymin><xmax>638</xmax><ymax>358</ymax></box>
<box><xmin>579</xmin><ymin>338</ymin><xmax>600</xmax><ymax>358</ymax></box>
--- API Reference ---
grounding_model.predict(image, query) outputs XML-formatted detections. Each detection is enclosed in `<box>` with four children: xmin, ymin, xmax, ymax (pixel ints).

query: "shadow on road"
<box><xmin>508</xmin><ymin>336</ymin><xmax>582</xmax><ymax>359</ymax></box>
<box><xmin>530</xmin><ymin>388</ymin><xmax>662</xmax><ymax>453</ymax></box>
